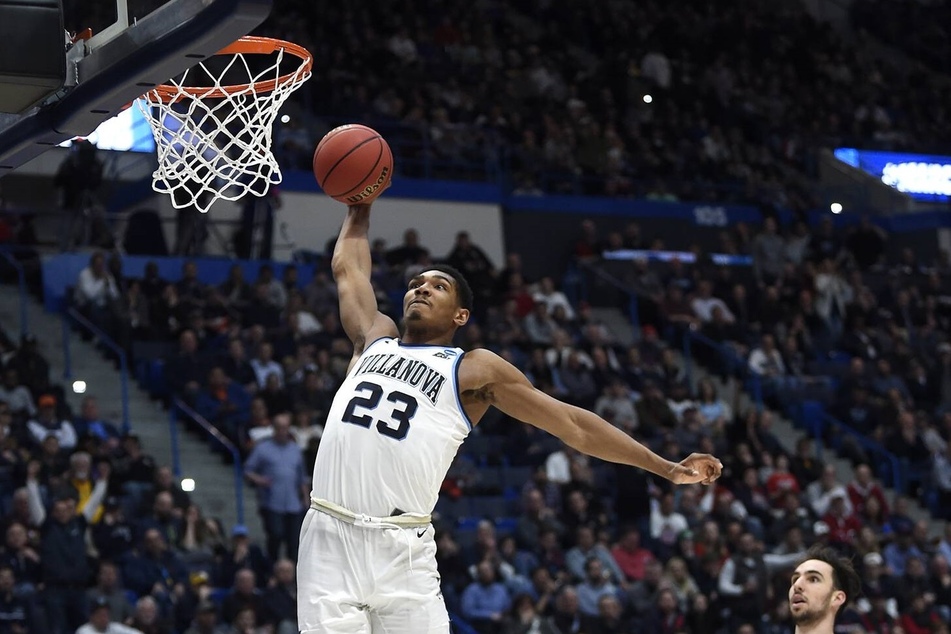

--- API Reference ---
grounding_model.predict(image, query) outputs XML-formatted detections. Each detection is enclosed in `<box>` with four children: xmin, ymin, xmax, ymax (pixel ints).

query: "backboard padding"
<box><xmin>0</xmin><ymin>0</ymin><xmax>271</xmax><ymax>174</ymax></box>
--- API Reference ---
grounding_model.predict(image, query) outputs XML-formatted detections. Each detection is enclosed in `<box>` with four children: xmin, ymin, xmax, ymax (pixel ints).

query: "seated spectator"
<box><xmin>888</xmin><ymin>410</ymin><xmax>930</xmax><ymax>465</ymax></box>
<box><xmin>74</xmin><ymin>251</ymin><xmax>120</xmax><ymax>334</ymax></box>
<box><xmin>847</xmin><ymin>463</ymin><xmax>889</xmax><ymax>518</ymax></box>
<box><xmin>26</xmin><ymin>395</ymin><xmax>77</xmax><ymax>451</ymax></box>
<box><xmin>501</xmin><ymin>591</ymin><xmax>559</xmax><ymax>634</ymax></box>
<box><xmin>0</xmin><ymin>369</ymin><xmax>36</xmax><ymax>419</ymax></box>
<box><xmin>256</xmin><ymin>265</ymin><xmax>287</xmax><ymax>310</ymax></box>
<box><xmin>137</xmin><ymin>491</ymin><xmax>184</xmax><ymax>546</ymax></box>
<box><xmin>660</xmin><ymin>556</ymin><xmax>700</xmax><ymax>612</ymax></box>
<box><xmin>635</xmin><ymin>380</ymin><xmax>677</xmax><ymax>439</ymax></box>
<box><xmin>651</xmin><ymin>493</ymin><xmax>689</xmax><ymax>555</ymax></box>
<box><xmin>128</xmin><ymin>594</ymin><xmax>171</xmax><ymax>634</ymax></box>
<box><xmin>302</xmin><ymin>270</ymin><xmax>337</xmax><ymax>316</ymax></box>
<box><xmin>549</xmin><ymin>586</ymin><xmax>583</xmax><ymax>634</ymax></box>
<box><xmin>1</xmin><ymin>521</ymin><xmax>41</xmax><ymax>596</ymax></box>
<box><xmin>860</xmin><ymin>587</ymin><xmax>898</xmax><ymax>634</ymax></box>
<box><xmin>85</xmin><ymin>560</ymin><xmax>133</xmax><ymax>625</ymax></box>
<box><xmin>177</xmin><ymin>503</ymin><xmax>224</xmax><ymax>573</ymax></box>
<box><xmin>594</xmin><ymin>378</ymin><xmax>638</xmax><ymax>434</ymax></box>
<box><xmin>574</xmin><ymin>558</ymin><xmax>618</xmax><ymax>619</ymax></box>
<box><xmin>283</xmin><ymin>290</ymin><xmax>322</xmax><ymax>336</ymax></box>
<box><xmin>259</xmin><ymin>374</ymin><xmax>292</xmax><ymax>418</ymax></box>
<box><xmin>565</xmin><ymin>526</ymin><xmax>624</xmax><ymax>585</ymax></box>
<box><xmin>176</xmin><ymin>260</ymin><xmax>206</xmax><ymax>309</ymax></box>
<box><xmin>113</xmin><ymin>434</ymin><xmax>157</xmax><ymax>503</ymax></box>
<box><xmin>805</xmin><ymin>465</ymin><xmax>852</xmax><ymax>518</ymax></box>
<box><xmin>717</xmin><ymin>533</ymin><xmax>802</xmax><ymax>629</ymax></box>
<box><xmin>523</xmin><ymin>301</ymin><xmax>558</xmax><ymax>348</ymax></box>
<box><xmin>243</xmin><ymin>282</ymin><xmax>282</xmax><ymax>329</ymax></box>
<box><xmin>747</xmin><ymin>334</ymin><xmax>786</xmax><ymax>378</ymax></box>
<box><xmin>261</xmin><ymin>558</ymin><xmax>296</xmax><ymax>632</ymax></box>
<box><xmin>250</xmin><ymin>342</ymin><xmax>283</xmax><ymax>389</ymax></box>
<box><xmin>0</xmin><ymin>565</ymin><xmax>31</xmax><ymax>632</ymax></box>
<box><xmin>196</xmin><ymin>367</ymin><xmax>252</xmax><ymax>436</ymax></box>
<box><xmin>885</xmin><ymin>525</ymin><xmax>925</xmax><ymax>577</ymax></box>
<box><xmin>900</xmin><ymin>594</ymin><xmax>943</xmax><ymax>634</ymax></box>
<box><xmin>73</xmin><ymin>396</ymin><xmax>122</xmax><ymax>444</ymax></box>
<box><xmin>627</xmin><ymin>558</ymin><xmax>664</xmax><ymax>616</ymax></box>
<box><xmin>142</xmin><ymin>465</ymin><xmax>191</xmax><ymax>517</ymax></box>
<box><xmin>76</xmin><ymin>595</ymin><xmax>138</xmax><ymax>634</ymax></box>
<box><xmin>165</xmin><ymin>330</ymin><xmax>206</xmax><ymax>401</ymax></box>
<box><xmin>6</xmin><ymin>332</ymin><xmax>49</xmax><ymax>399</ymax></box>
<box><xmin>216</xmin><ymin>525</ymin><xmax>269</xmax><ymax>589</ymax></box>
<box><xmin>183</xmin><ymin>599</ymin><xmax>221</xmax><ymax>634</ymax></box>
<box><xmin>219</xmin><ymin>338</ymin><xmax>257</xmax><ymax>394</ymax></box>
<box><xmin>91</xmin><ymin>496</ymin><xmax>136</xmax><ymax>561</ymax></box>
<box><xmin>822</xmin><ymin>493</ymin><xmax>862</xmax><ymax>549</ymax></box>
<box><xmin>219</xmin><ymin>264</ymin><xmax>252</xmax><ymax>309</ymax></box>
<box><xmin>121</xmin><ymin>529</ymin><xmax>187</xmax><ymax>602</ymax></box>
<box><xmin>242</xmin><ymin>398</ymin><xmax>272</xmax><ymax>449</ymax></box>
<box><xmin>643</xmin><ymin>587</ymin><xmax>687</xmax><ymax>634</ymax></box>
<box><xmin>610</xmin><ymin>526</ymin><xmax>655</xmax><ymax>582</ymax></box>
<box><xmin>221</xmin><ymin>568</ymin><xmax>265</xmax><ymax>626</ymax></box>
<box><xmin>691</xmin><ymin>280</ymin><xmax>735</xmax><ymax>324</ymax></box>
<box><xmin>461</xmin><ymin>560</ymin><xmax>510</xmax><ymax>634</ymax></box>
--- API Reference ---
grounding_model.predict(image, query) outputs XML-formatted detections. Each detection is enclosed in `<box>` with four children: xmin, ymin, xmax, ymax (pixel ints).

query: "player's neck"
<box><xmin>795</xmin><ymin>616</ymin><xmax>836</xmax><ymax>634</ymax></box>
<box><xmin>401</xmin><ymin>325</ymin><xmax>455</xmax><ymax>347</ymax></box>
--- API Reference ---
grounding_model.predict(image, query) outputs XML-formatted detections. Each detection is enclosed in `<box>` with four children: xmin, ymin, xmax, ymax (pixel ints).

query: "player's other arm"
<box><xmin>460</xmin><ymin>349</ymin><xmax>722</xmax><ymax>484</ymax></box>
<box><xmin>330</xmin><ymin>203</ymin><xmax>398</xmax><ymax>357</ymax></box>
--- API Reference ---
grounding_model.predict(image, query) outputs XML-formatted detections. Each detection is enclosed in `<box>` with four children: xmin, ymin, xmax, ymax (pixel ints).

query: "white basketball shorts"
<box><xmin>297</xmin><ymin>506</ymin><xmax>450</xmax><ymax>633</ymax></box>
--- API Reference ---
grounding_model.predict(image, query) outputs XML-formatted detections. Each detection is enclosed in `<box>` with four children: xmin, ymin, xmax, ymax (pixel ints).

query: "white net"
<box><xmin>137</xmin><ymin>37</ymin><xmax>312</xmax><ymax>214</ymax></box>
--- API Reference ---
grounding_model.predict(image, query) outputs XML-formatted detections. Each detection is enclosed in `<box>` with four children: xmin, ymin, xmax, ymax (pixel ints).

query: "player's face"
<box><xmin>404</xmin><ymin>271</ymin><xmax>469</xmax><ymax>328</ymax></box>
<box><xmin>789</xmin><ymin>560</ymin><xmax>843</xmax><ymax>626</ymax></box>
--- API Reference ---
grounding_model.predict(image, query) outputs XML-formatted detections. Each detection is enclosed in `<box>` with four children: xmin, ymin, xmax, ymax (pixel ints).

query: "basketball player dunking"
<box><xmin>789</xmin><ymin>546</ymin><xmax>862</xmax><ymax>634</ymax></box>
<box><xmin>297</xmin><ymin>202</ymin><xmax>724</xmax><ymax>633</ymax></box>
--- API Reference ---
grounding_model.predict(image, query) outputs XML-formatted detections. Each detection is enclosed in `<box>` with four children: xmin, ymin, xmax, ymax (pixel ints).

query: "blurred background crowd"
<box><xmin>2</xmin><ymin>0</ymin><xmax>951</xmax><ymax>633</ymax></box>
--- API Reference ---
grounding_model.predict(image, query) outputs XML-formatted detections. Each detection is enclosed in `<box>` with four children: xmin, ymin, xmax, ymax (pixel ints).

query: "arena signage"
<box><xmin>834</xmin><ymin>147</ymin><xmax>951</xmax><ymax>201</ymax></box>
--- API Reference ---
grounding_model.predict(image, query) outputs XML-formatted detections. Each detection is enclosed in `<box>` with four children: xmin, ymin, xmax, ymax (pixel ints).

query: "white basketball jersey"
<box><xmin>311</xmin><ymin>337</ymin><xmax>472</xmax><ymax>516</ymax></box>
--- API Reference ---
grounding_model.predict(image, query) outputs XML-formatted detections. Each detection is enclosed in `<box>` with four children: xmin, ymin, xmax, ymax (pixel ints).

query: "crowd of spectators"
<box><xmin>53</xmin><ymin>201</ymin><xmax>951</xmax><ymax>634</ymax></box>
<box><xmin>249</xmin><ymin>0</ymin><xmax>951</xmax><ymax>211</ymax></box>
<box><xmin>0</xmin><ymin>327</ymin><xmax>298</xmax><ymax>633</ymax></box>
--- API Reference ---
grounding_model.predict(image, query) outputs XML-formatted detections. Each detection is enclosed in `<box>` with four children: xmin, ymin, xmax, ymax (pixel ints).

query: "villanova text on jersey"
<box><xmin>351</xmin><ymin>352</ymin><xmax>448</xmax><ymax>404</ymax></box>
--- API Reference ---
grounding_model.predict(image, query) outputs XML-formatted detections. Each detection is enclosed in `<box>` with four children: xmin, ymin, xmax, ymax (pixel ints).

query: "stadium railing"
<box><xmin>170</xmin><ymin>397</ymin><xmax>245</xmax><ymax>525</ymax></box>
<box><xmin>0</xmin><ymin>247</ymin><xmax>30</xmax><ymax>338</ymax></box>
<box><xmin>576</xmin><ymin>258</ymin><xmax>911</xmax><ymax>494</ymax></box>
<box><xmin>61</xmin><ymin>306</ymin><xmax>130</xmax><ymax>433</ymax></box>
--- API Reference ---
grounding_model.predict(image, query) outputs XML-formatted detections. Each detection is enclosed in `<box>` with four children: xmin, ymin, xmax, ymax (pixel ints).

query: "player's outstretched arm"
<box><xmin>459</xmin><ymin>349</ymin><xmax>722</xmax><ymax>484</ymax></box>
<box><xmin>331</xmin><ymin>204</ymin><xmax>397</xmax><ymax>358</ymax></box>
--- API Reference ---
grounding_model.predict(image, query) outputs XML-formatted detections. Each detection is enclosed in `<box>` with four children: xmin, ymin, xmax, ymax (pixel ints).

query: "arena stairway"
<box><xmin>0</xmin><ymin>281</ymin><xmax>264</xmax><ymax>539</ymax></box>
<box><xmin>598</xmin><ymin>306</ymin><xmax>943</xmax><ymax>538</ymax></box>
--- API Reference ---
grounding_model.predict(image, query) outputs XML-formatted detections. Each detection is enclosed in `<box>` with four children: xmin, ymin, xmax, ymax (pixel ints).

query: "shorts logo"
<box><xmin>416</xmin><ymin>529</ymin><xmax>426</xmax><ymax>538</ymax></box>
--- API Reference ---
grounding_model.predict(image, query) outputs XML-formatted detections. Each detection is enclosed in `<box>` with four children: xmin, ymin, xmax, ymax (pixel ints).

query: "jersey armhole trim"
<box><xmin>453</xmin><ymin>351</ymin><xmax>474</xmax><ymax>431</ymax></box>
<box><xmin>364</xmin><ymin>336</ymin><xmax>393</xmax><ymax>352</ymax></box>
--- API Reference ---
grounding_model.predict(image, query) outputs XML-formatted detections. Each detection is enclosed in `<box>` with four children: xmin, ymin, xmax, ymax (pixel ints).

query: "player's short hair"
<box><xmin>421</xmin><ymin>263</ymin><xmax>473</xmax><ymax>311</ymax></box>
<box><xmin>798</xmin><ymin>545</ymin><xmax>861</xmax><ymax>610</ymax></box>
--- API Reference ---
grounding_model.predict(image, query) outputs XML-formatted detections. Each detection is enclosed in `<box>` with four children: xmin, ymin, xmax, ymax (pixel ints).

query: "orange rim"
<box><xmin>146</xmin><ymin>36</ymin><xmax>313</xmax><ymax>104</ymax></box>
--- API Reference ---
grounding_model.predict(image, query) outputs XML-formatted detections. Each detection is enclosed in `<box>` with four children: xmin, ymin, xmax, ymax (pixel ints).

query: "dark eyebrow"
<box><xmin>409</xmin><ymin>274</ymin><xmax>454</xmax><ymax>287</ymax></box>
<box><xmin>791</xmin><ymin>570</ymin><xmax>825</xmax><ymax>582</ymax></box>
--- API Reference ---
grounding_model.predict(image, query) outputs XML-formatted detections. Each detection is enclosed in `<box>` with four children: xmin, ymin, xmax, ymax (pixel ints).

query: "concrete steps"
<box><xmin>0</xmin><ymin>282</ymin><xmax>263</xmax><ymax>539</ymax></box>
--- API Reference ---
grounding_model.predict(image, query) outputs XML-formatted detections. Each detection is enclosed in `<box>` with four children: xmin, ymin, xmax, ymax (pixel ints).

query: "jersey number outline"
<box><xmin>341</xmin><ymin>380</ymin><xmax>418</xmax><ymax>440</ymax></box>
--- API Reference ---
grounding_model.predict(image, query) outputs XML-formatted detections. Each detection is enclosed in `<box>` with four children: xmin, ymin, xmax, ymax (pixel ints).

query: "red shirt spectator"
<box><xmin>821</xmin><ymin>494</ymin><xmax>862</xmax><ymax>547</ymax></box>
<box><xmin>611</xmin><ymin>527</ymin><xmax>656</xmax><ymax>581</ymax></box>
<box><xmin>847</xmin><ymin>464</ymin><xmax>889</xmax><ymax>518</ymax></box>
<box><xmin>765</xmin><ymin>456</ymin><xmax>801</xmax><ymax>506</ymax></box>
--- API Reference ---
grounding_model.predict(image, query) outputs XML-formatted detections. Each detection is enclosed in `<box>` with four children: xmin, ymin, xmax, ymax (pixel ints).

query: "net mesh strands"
<box><xmin>138</xmin><ymin>37</ymin><xmax>312</xmax><ymax>213</ymax></box>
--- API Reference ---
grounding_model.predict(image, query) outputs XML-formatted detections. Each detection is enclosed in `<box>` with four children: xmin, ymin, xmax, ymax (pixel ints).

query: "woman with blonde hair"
<box><xmin>660</xmin><ymin>556</ymin><xmax>700</xmax><ymax>611</ymax></box>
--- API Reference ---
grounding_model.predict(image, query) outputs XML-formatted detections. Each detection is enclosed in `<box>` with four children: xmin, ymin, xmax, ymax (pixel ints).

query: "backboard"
<box><xmin>0</xmin><ymin>0</ymin><xmax>272</xmax><ymax>175</ymax></box>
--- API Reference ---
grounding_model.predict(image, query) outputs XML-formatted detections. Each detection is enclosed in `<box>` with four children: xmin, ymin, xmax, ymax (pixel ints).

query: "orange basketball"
<box><xmin>313</xmin><ymin>124</ymin><xmax>394</xmax><ymax>204</ymax></box>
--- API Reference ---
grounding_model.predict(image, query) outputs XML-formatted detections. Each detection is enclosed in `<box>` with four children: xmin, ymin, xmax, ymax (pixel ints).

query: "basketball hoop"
<box><xmin>137</xmin><ymin>36</ymin><xmax>312</xmax><ymax>213</ymax></box>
